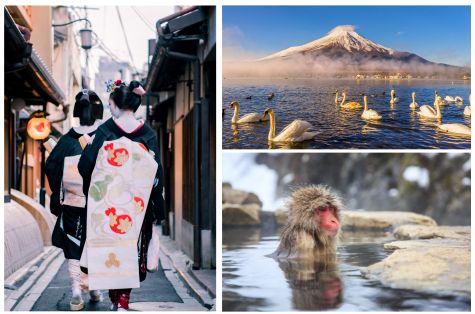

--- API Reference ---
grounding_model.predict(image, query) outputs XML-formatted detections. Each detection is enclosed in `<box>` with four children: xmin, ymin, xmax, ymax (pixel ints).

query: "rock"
<box><xmin>384</xmin><ymin>239</ymin><xmax>470</xmax><ymax>250</ymax></box>
<box><xmin>223</xmin><ymin>203</ymin><xmax>261</xmax><ymax>226</ymax></box>
<box><xmin>222</xmin><ymin>185</ymin><xmax>263</xmax><ymax>207</ymax></box>
<box><xmin>275</xmin><ymin>208</ymin><xmax>288</xmax><ymax>225</ymax></box>
<box><xmin>362</xmin><ymin>245</ymin><xmax>470</xmax><ymax>297</ymax></box>
<box><xmin>394</xmin><ymin>225</ymin><xmax>470</xmax><ymax>241</ymax></box>
<box><xmin>342</xmin><ymin>210</ymin><xmax>437</xmax><ymax>231</ymax></box>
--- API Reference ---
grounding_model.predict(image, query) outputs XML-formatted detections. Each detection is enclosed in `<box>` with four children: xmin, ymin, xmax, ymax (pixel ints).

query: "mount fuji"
<box><xmin>258</xmin><ymin>25</ymin><xmax>464</xmax><ymax>74</ymax></box>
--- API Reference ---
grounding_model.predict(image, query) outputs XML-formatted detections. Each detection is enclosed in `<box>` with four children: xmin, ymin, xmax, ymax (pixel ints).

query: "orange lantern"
<box><xmin>27</xmin><ymin>111</ymin><xmax>51</xmax><ymax>140</ymax></box>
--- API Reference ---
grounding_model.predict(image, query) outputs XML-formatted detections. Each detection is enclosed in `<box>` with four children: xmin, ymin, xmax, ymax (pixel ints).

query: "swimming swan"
<box><xmin>409</xmin><ymin>92</ymin><xmax>418</xmax><ymax>109</ymax></box>
<box><xmin>340</xmin><ymin>91</ymin><xmax>362</xmax><ymax>109</ymax></box>
<box><xmin>263</xmin><ymin>108</ymin><xmax>317</xmax><ymax>142</ymax></box>
<box><xmin>334</xmin><ymin>90</ymin><xmax>343</xmax><ymax>104</ymax></box>
<box><xmin>230</xmin><ymin>101</ymin><xmax>269</xmax><ymax>124</ymax></box>
<box><xmin>463</xmin><ymin>95</ymin><xmax>471</xmax><ymax>117</ymax></box>
<box><xmin>417</xmin><ymin>96</ymin><xmax>442</xmax><ymax>119</ymax></box>
<box><xmin>361</xmin><ymin>95</ymin><xmax>382</xmax><ymax>120</ymax></box>
<box><xmin>390</xmin><ymin>89</ymin><xmax>398</xmax><ymax>104</ymax></box>
<box><xmin>444</xmin><ymin>95</ymin><xmax>464</xmax><ymax>103</ymax></box>
<box><xmin>438</xmin><ymin>123</ymin><xmax>471</xmax><ymax>136</ymax></box>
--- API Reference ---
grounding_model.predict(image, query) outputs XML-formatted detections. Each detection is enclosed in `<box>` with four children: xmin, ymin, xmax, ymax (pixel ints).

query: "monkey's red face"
<box><xmin>315</xmin><ymin>206</ymin><xmax>340</xmax><ymax>237</ymax></box>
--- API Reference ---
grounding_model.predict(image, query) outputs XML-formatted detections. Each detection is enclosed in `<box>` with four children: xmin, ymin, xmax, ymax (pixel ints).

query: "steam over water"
<box><xmin>222</xmin><ymin>79</ymin><xmax>471</xmax><ymax>149</ymax></box>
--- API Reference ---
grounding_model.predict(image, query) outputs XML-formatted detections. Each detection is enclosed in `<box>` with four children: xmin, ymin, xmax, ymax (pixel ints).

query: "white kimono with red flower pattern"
<box><xmin>79</xmin><ymin>136</ymin><xmax>157</xmax><ymax>290</ymax></box>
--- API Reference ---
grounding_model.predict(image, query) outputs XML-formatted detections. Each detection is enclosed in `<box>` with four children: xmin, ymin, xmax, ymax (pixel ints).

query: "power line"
<box><xmin>131</xmin><ymin>6</ymin><xmax>155</xmax><ymax>33</ymax></box>
<box><xmin>115</xmin><ymin>6</ymin><xmax>138</xmax><ymax>74</ymax></box>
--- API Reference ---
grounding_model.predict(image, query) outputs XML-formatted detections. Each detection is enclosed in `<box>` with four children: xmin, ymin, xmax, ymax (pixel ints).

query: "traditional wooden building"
<box><xmin>4</xmin><ymin>6</ymin><xmax>66</xmax><ymax>278</ymax></box>
<box><xmin>145</xmin><ymin>6</ymin><xmax>216</xmax><ymax>269</ymax></box>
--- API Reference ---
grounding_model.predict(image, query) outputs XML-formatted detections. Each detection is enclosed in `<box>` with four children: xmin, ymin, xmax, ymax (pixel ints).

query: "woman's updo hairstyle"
<box><xmin>110</xmin><ymin>80</ymin><xmax>145</xmax><ymax>112</ymax></box>
<box><xmin>73</xmin><ymin>89</ymin><xmax>104</xmax><ymax>126</ymax></box>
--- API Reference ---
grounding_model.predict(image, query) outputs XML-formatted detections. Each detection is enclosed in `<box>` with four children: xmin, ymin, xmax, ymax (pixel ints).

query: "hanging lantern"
<box><xmin>80</xmin><ymin>28</ymin><xmax>93</xmax><ymax>50</ymax></box>
<box><xmin>27</xmin><ymin>111</ymin><xmax>51</xmax><ymax>140</ymax></box>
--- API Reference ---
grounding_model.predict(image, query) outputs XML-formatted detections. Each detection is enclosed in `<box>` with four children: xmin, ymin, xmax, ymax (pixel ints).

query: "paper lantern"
<box><xmin>27</xmin><ymin>112</ymin><xmax>51</xmax><ymax>140</ymax></box>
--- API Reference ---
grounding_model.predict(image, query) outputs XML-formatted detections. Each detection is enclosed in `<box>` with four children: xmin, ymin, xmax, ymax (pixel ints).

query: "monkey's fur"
<box><xmin>271</xmin><ymin>185</ymin><xmax>344</xmax><ymax>261</ymax></box>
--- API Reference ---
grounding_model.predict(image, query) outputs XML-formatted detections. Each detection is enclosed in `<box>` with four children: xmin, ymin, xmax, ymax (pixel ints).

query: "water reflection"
<box><xmin>277</xmin><ymin>258</ymin><xmax>342</xmax><ymax>311</ymax></box>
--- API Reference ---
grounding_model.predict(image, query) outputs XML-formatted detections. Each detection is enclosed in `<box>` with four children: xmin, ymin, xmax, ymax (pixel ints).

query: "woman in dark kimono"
<box><xmin>45</xmin><ymin>90</ymin><xmax>104</xmax><ymax>311</ymax></box>
<box><xmin>78</xmin><ymin>80</ymin><xmax>165</xmax><ymax>311</ymax></box>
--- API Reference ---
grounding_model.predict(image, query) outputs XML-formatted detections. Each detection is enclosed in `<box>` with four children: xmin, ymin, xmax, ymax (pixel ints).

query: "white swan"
<box><xmin>436</xmin><ymin>90</ymin><xmax>448</xmax><ymax>106</ymax></box>
<box><xmin>464</xmin><ymin>94</ymin><xmax>471</xmax><ymax>117</ymax></box>
<box><xmin>334</xmin><ymin>90</ymin><xmax>343</xmax><ymax>104</ymax></box>
<box><xmin>409</xmin><ymin>92</ymin><xmax>418</xmax><ymax>109</ymax></box>
<box><xmin>390</xmin><ymin>89</ymin><xmax>398</xmax><ymax>104</ymax></box>
<box><xmin>263</xmin><ymin>108</ymin><xmax>317</xmax><ymax>142</ymax></box>
<box><xmin>438</xmin><ymin>123</ymin><xmax>471</xmax><ymax>136</ymax></box>
<box><xmin>230</xmin><ymin>101</ymin><xmax>269</xmax><ymax>124</ymax></box>
<box><xmin>444</xmin><ymin>95</ymin><xmax>464</xmax><ymax>103</ymax></box>
<box><xmin>340</xmin><ymin>91</ymin><xmax>362</xmax><ymax>109</ymax></box>
<box><xmin>417</xmin><ymin>96</ymin><xmax>442</xmax><ymax>119</ymax></box>
<box><xmin>361</xmin><ymin>95</ymin><xmax>382</xmax><ymax>120</ymax></box>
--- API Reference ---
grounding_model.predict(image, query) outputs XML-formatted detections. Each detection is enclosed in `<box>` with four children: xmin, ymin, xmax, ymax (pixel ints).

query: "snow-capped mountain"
<box><xmin>258</xmin><ymin>25</ymin><xmax>462</xmax><ymax>73</ymax></box>
<box><xmin>260</xmin><ymin>25</ymin><xmax>395</xmax><ymax>60</ymax></box>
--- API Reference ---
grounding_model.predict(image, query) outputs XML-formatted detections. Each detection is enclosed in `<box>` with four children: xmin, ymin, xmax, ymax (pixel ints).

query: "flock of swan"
<box><xmin>229</xmin><ymin>89</ymin><xmax>472</xmax><ymax>143</ymax></box>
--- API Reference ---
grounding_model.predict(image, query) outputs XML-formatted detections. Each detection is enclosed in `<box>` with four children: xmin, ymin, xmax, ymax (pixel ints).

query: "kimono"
<box><xmin>77</xmin><ymin>118</ymin><xmax>165</xmax><ymax>282</ymax></box>
<box><xmin>45</xmin><ymin>128</ymin><xmax>97</xmax><ymax>260</ymax></box>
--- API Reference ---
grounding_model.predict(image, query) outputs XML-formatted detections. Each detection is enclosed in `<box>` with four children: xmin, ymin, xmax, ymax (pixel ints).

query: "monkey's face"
<box><xmin>314</xmin><ymin>206</ymin><xmax>339</xmax><ymax>237</ymax></box>
<box><xmin>287</xmin><ymin>185</ymin><xmax>343</xmax><ymax>238</ymax></box>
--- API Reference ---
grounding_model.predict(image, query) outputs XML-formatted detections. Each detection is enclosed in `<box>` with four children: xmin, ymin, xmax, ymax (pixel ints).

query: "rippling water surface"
<box><xmin>222</xmin><ymin>227</ymin><xmax>471</xmax><ymax>311</ymax></box>
<box><xmin>222</xmin><ymin>79</ymin><xmax>471</xmax><ymax>149</ymax></box>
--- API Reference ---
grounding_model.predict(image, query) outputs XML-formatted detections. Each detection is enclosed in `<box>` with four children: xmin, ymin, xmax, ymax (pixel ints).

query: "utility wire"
<box><xmin>131</xmin><ymin>6</ymin><xmax>155</xmax><ymax>33</ymax></box>
<box><xmin>115</xmin><ymin>6</ymin><xmax>138</xmax><ymax>74</ymax></box>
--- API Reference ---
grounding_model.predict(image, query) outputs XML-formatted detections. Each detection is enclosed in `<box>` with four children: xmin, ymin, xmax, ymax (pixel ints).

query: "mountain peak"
<box><xmin>260</xmin><ymin>25</ymin><xmax>394</xmax><ymax>61</ymax></box>
<box><xmin>327</xmin><ymin>25</ymin><xmax>357</xmax><ymax>36</ymax></box>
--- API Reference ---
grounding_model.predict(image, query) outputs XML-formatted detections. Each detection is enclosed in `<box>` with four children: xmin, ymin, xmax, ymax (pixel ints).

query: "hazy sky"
<box><xmin>223</xmin><ymin>6</ymin><xmax>471</xmax><ymax>66</ymax></box>
<box><xmin>71</xmin><ymin>6</ymin><xmax>175</xmax><ymax>83</ymax></box>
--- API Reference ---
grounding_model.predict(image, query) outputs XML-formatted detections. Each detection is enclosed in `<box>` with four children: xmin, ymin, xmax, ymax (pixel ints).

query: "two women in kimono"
<box><xmin>46</xmin><ymin>80</ymin><xmax>165</xmax><ymax>311</ymax></box>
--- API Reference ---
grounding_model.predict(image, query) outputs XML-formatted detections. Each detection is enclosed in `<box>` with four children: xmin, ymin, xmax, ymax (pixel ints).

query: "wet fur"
<box><xmin>271</xmin><ymin>185</ymin><xmax>344</xmax><ymax>260</ymax></box>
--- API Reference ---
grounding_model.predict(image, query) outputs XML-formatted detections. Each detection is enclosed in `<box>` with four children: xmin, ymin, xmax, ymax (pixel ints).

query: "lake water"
<box><xmin>222</xmin><ymin>227</ymin><xmax>471</xmax><ymax>311</ymax></box>
<box><xmin>222</xmin><ymin>79</ymin><xmax>471</xmax><ymax>149</ymax></box>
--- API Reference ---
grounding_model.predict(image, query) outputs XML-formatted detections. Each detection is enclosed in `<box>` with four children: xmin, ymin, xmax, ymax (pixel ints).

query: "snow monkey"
<box><xmin>271</xmin><ymin>185</ymin><xmax>343</xmax><ymax>261</ymax></box>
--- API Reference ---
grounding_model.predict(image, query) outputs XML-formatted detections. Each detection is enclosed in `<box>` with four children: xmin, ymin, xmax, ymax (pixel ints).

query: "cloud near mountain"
<box><xmin>224</xmin><ymin>25</ymin><xmax>468</xmax><ymax>78</ymax></box>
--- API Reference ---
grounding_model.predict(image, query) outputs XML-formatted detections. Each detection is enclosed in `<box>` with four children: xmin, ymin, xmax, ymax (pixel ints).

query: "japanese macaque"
<box><xmin>271</xmin><ymin>185</ymin><xmax>343</xmax><ymax>261</ymax></box>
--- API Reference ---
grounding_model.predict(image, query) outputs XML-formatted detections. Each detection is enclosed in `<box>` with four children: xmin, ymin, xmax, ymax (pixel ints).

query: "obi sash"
<box><xmin>80</xmin><ymin>136</ymin><xmax>157</xmax><ymax>290</ymax></box>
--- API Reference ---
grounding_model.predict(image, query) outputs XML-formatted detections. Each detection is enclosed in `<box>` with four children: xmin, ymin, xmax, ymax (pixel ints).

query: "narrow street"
<box><xmin>6</xmin><ymin>232</ymin><xmax>214</xmax><ymax>311</ymax></box>
<box><xmin>31</xmin><ymin>263</ymin><xmax>182</xmax><ymax>311</ymax></box>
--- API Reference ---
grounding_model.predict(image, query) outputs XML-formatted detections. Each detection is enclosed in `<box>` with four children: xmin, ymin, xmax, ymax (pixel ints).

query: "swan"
<box><xmin>361</xmin><ymin>95</ymin><xmax>382</xmax><ymax>120</ymax></box>
<box><xmin>438</xmin><ymin>123</ymin><xmax>471</xmax><ymax>136</ymax></box>
<box><xmin>334</xmin><ymin>90</ymin><xmax>343</xmax><ymax>104</ymax></box>
<box><xmin>464</xmin><ymin>106</ymin><xmax>471</xmax><ymax>117</ymax></box>
<box><xmin>444</xmin><ymin>95</ymin><xmax>456</xmax><ymax>103</ymax></box>
<box><xmin>444</xmin><ymin>95</ymin><xmax>464</xmax><ymax>103</ymax></box>
<box><xmin>263</xmin><ymin>108</ymin><xmax>317</xmax><ymax>142</ymax></box>
<box><xmin>409</xmin><ymin>92</ymin><xmax>418</xmax><ymax>109</ymax></box>
<box><xmin>464</xmin><ymin>95</ymin><xmax>471</xmax><ymax>117</ymax></box>
<box><xmin>230</xmin><ymin>101</ymin><xmax>269</xmax><ymax>124</ymax></box>
<box><xmin>390</xmin><ymin>89</ymin><xmax>398</xmax><ymax>104</ymax></box>
<box><xmin>340</xmin><ymin>91</ymin><xmax>362</xmax><ymax>109</ymax></box>
<box><xmin>417</xmin><ymin>96</ymin><xmax>442</xmax><ymax>119</ymax></box>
